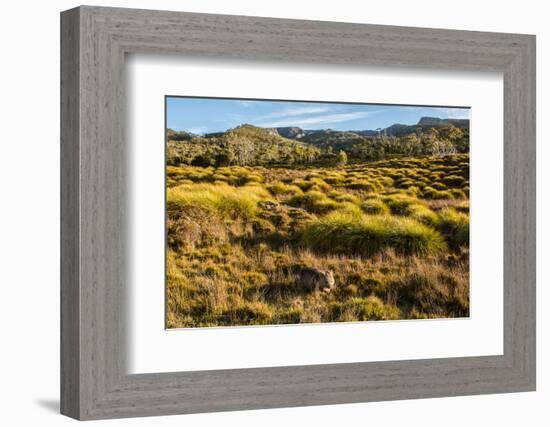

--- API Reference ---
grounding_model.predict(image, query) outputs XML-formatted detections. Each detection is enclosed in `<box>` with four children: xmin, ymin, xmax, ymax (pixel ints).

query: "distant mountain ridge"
<box><xmin>276</xmin><ymin>116</ymin><xmax>469</xmax><ymax>141</ymax></box>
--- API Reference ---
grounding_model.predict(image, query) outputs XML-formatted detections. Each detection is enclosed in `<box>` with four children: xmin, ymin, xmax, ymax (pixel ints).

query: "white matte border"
<box><xmin>126</xmin><ymin>55</ymin><xmax>503</xmax><ymax>374</ymax></box>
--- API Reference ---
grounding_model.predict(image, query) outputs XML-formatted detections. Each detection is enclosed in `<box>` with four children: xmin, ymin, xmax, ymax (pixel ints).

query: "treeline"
<box><xmin>345</xmin><ymin>125</ymin><xmax>469</xmax><ymax>161</ymax></box>
<box><xmin>166</xmin><ymin>123</ymin><xmax>469</xmax><ymax>167</ymax></box>
<box><xmin>167</xmin><ymin>125</ymin><xmax>321</xmax><ymax>167</ymax></box>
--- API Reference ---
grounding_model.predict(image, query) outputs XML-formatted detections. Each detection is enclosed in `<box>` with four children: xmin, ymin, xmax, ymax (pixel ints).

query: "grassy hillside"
<box><xmin>166</xmin><ymin>154</ymin><xmax>470</xmax><ymax>328</ymax></box>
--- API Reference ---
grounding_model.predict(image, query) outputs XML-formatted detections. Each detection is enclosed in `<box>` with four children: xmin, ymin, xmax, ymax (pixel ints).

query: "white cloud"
<box><xmin>256</xmin><ymin>111</ymin><xmax>379</xmax><ymax>128</ymax></box>
<box><xmin>254</xmin><ymin>105</ymin><xmax>334</xmax><ymax>122</ymax></box>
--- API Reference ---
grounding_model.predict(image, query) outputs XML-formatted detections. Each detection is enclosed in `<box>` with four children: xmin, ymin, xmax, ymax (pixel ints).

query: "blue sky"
<box><xmin>166</xmin><ymin>97</ymin><xmax>470</xmax><ymax>134</ymax></box>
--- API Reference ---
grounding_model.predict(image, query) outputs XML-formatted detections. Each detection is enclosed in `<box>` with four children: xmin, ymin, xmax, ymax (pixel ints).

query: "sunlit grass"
<box><xmin>166</xmin><ymin>154</ymin><xmax>470</xmax><ymax>327</ymax></box>
<box><xmin>301</xmin><ymin>211</ymin><xmax>447</xmax><ymax>257</ymax></box>
<box><xmin>167</xmin><ymin>182</ymin><xmax>269</xmax><ymax>220</ymax></box>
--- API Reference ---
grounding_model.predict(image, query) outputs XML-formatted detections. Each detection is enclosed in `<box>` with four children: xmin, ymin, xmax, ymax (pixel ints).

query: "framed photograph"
<box><xmin>164</xmin><ymin>96</ymin><xmax>471</xmax><ymax>329</ymax></box>
<box><xmin>61</xmin><ymin>6</ymin><xmax>536</xmax><ymax>420</ymax></box>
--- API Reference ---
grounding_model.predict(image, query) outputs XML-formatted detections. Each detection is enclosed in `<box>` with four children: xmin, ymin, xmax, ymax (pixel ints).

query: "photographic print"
<box><xmin>165</xmin><ymin>97</ymin><xmax>470</xmax><ymax>328</ymax></box>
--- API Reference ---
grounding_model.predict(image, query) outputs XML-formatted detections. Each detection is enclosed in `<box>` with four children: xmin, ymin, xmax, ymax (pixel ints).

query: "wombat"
<box><xmin>294</xmin><ymin>268</ymin><xmax>335</xmax><ymax>293</ymax></box>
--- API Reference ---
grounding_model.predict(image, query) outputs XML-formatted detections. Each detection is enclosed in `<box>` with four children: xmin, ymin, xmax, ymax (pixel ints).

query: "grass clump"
<box><xmin>422</xmin><ymin>187</ymin><xmax>455</xmax><ymax>200</ymax></box>
<box><xmin>327</xmin><ymin>190</ymin><xmax>360</xmax><ymax>204</ymax></box>
<box><xmin>301</xmin><ymin>211</ymin><xmax>447</xmax><ymax>257</ymax></box>
<box><xmin>225</xmin><ymin>301</ymin><xmax>274</xmax><ymax>325</ymax></box>
<box><xmin>437</xmin><ymin>208</ymin><xmax>469</xmax><ymax>249</ymax></box>
<box><xmin>167</xmin><ymin>183</ymin><xmax>269</xmax><ymax>220</ymax></box>
<box><xmin>450</xmin><ymin>189</ymin><xmax>467</xmax><ymax>199</ymax></box>
<box><xmin>360</xmin><ymin>198</ymin><xmax>389</xmax><ymax>215</ymax></box>
<box><xmin>382</xmin><ymin>194</ymin><xmax>425</xmax><ymax>215</ymax></box>
<box><xmin>337</xmin><ymin>296</ymin><xmax>401</xmax><ymax>321</ymax></box>
<box><xmin>442</xmin><ymin>175</ymin><xmax>466</xmax><ymax>187</ymax></box>
<box><xmin>267</xmin><ymin>181</ymin><xmax>303</xmax><ymax>196</ymax></box>
<box><xmin>344</xmin><ymin>179</ymin><xmax>380</xmax><ymax>192</ymax></box>
<box><xmin>395</xmin><ymin>272</ymin><xmax>469</xmax><ymax>318</ymax></box>
<box><xmin>288</xmin><ymin>191</ymin><xmax>339</xmax><ymax>214</ymax></box>
<box><xmin>408</xmin><ymin>204</ymin><xmax>439</xmax><ymax>227</ymax></box>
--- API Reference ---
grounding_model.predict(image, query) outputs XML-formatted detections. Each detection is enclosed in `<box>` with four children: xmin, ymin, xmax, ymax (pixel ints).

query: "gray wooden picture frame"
<box><xmin>60</xmin><ymin>5</ymin><xmax>536</xmax><ymax>421</ymax></box>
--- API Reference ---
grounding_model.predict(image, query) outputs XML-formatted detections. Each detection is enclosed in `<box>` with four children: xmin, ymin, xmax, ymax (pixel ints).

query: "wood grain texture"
<box><xmin>60</xmin><ymin>7</ymin><xmax>80</xmax><ymax>419</ymax></box>
<box><xmin>60</xmin><ymin>5</ymin><xmax>536</xmax><ymax>420</ymax></box>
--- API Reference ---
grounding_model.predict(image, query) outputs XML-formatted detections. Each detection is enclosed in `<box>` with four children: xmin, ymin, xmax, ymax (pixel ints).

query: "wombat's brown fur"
<box><xmin>294</xmin><ymin>268</ymin><xmax>335</xmax><ymax>293</ymax></box>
